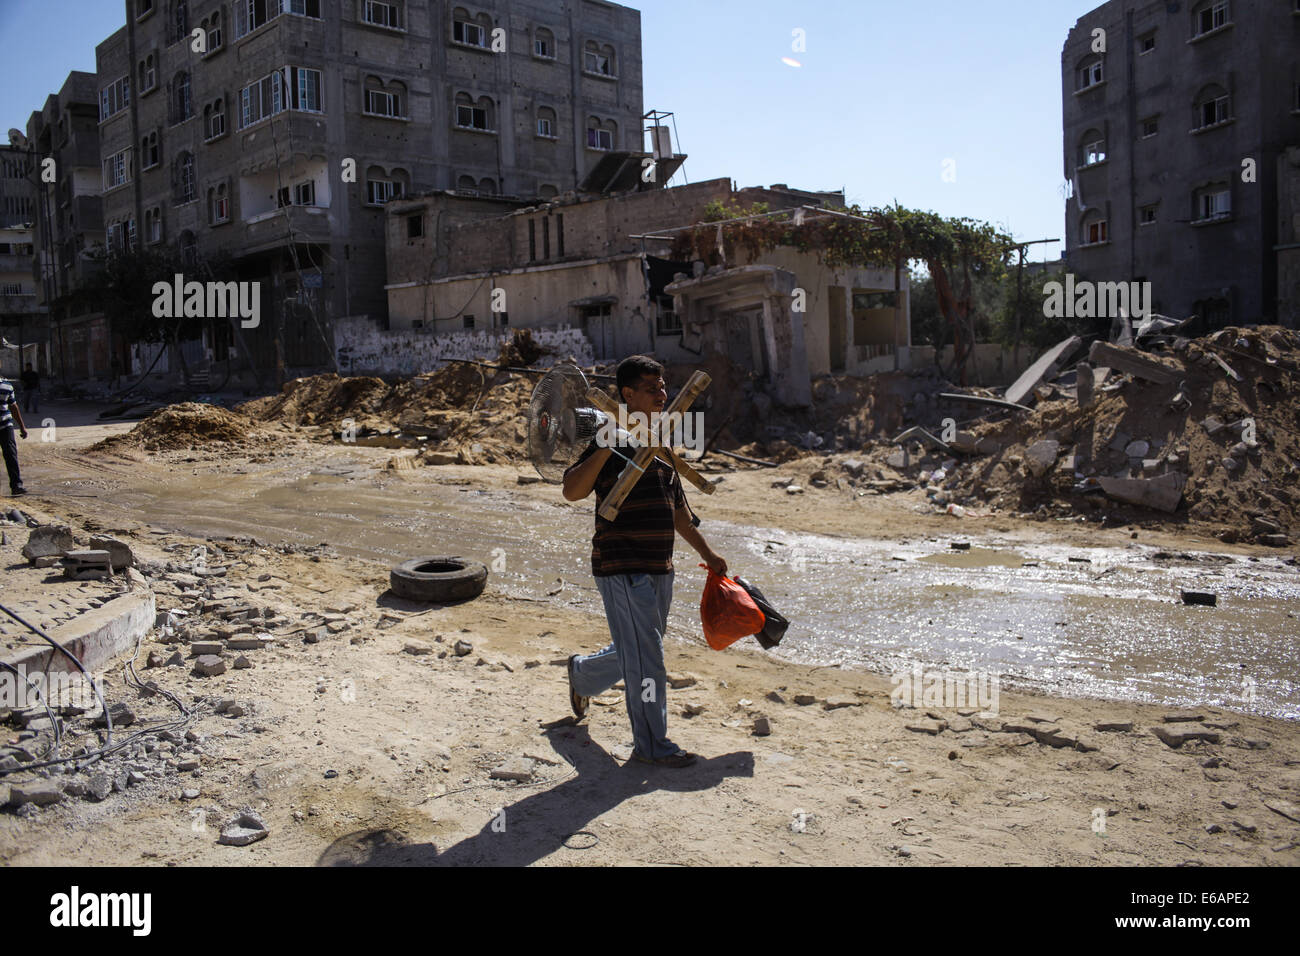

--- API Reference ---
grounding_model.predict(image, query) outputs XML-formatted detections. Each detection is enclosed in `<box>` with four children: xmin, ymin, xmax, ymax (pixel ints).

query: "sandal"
<box><xmin>630</xmin><ymin>749</ymin><xmax>697</xmax><ymax>768</ymax></box>
<box><xmin>568</xmin><ymin>655</ymin><xmax>589</xmax><ymax>721</ymax></box>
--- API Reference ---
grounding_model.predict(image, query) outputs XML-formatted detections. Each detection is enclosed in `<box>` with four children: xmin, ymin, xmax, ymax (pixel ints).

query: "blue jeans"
<box><xmin>572</xmin><ymin>570</ymin><xmax>678</xmax><ymax>759</ymax></box>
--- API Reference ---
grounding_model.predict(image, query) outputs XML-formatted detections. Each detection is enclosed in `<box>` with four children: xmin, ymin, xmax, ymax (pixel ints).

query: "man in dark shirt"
<box><xmin>562</xmin><ymin>355</ymin><xmax>726</xmax><ymax>768</ymax></box>
<box><xmin>20</xmin><ymin>364</ymin><xmax>39</xmax><ymax>415</ymax></box>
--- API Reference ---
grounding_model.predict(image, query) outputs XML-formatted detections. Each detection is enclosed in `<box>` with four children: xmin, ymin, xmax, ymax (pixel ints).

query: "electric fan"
<box><xmin>526</xmin><ymin>363</ymin><xmax>604</xmax><ymax>482</ymax></box>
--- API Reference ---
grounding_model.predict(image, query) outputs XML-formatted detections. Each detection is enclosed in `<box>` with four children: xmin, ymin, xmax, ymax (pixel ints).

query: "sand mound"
<box><xmin>90</xmin><ymin>403</ymin><xmax>269</xmax><ymax>453</ymax></box>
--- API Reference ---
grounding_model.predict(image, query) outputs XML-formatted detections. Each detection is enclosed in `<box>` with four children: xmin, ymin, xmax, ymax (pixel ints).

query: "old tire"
<box><xmin>390</xmin><ymin>556</ymin><xmax>488</xmax><ymax>603</ymax></box>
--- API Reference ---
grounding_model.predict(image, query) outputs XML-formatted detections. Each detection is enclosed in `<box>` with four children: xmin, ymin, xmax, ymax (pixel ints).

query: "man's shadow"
<box><xmin>316</xmin><ymin>722</ymin><xmax>754</xmax><ymax>866</ymax></box>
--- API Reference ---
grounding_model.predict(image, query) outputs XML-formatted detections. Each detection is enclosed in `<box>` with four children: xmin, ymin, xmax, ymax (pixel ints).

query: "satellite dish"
<box><xmin>7</xmin><ymin>129</ymin><xmax>28</xmax><ymax>148</ymax></box>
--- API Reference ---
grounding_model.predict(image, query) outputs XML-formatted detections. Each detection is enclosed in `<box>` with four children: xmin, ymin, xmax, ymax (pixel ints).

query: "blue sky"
<box><xmin>0</xmin><ymin>0</ymin><xmax>1096</xmax><ymax>260</ymax></box>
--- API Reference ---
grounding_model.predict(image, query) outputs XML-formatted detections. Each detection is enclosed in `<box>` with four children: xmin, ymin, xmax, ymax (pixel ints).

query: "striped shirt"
<box><xmin>566</xmin><ymin>437</ymin><xmax>686</xmax><ymax>577</ymax></box>
<box><xmin>0</xmin><ymin>380</ymin><xmax>15</xmax><ymax>428</ymax></box>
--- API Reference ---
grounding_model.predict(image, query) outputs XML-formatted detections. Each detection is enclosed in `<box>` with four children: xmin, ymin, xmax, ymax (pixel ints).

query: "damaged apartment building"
<box><xmin>92</xmin><ymin>0</ymin><xmax>645</xmax><ymax>383</ymax></box>
<box><xmin>378</xmin><ymin>178</ymin><xmax>912</xmax><ymax>407</ymax></box>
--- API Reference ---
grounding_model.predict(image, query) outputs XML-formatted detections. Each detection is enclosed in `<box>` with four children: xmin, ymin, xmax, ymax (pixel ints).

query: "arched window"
<box><xmin>454</xmin><ymin>91</ymin><xmax>494</xmax><ymax>130</ymax></box>
<box><xmin>533</xmin><ymin>26</ymin><xmax>555</xmax><ymax>58</ymax></box>
<box><xmin>364</xmin><ymin>77</ymin><xmax>405</xmax><ymax>118</ymax></box>
<box><xmin>174</xmin><ymin>151</ymin><xmax>195</xmax><ymax>204</ymax></box>
<box><xmin>365</xmin><ymin>165</ymin><xmax>408</xmax><ymax>205</ymax></box>
<box><xmin>204</xmin><ymin>98</ymin><xmax>226</xmax><ymax>139</ymax></box>
<box><xmin>1080</xmin><ymin>210</ymin><xmax>1107</xmax><ymax>246</ymax></box>
<box><xmin>172</xmin><ymin>71</ymin><xmax>192</xmax><ymax>123</ymax></box>
<box><xmin>1194</xmin><ymin>83</ymin><xmax>1230</xmax><ymax>129</ymax></box>
<box><xmin>451</xmin><ymin>7</ymin><xmax>491</xmax><ymax>47</ymax></box>
<box><xmin>584</xmin><ymin>40</ymin><xmax>616</xmax><ymax>77</ymax></box>
<box><xmin>1078</xmin><ymin>128</ymin><xmax>1105</xmax><ymax>166</ymax></box>
<box><xmin>538</xmin><ymin>184</ymin><xmax>558</xmax><ymax>199</ymax></box>
<box><xmin>586</xmin><ymin>115</ymin><xmax>615</xmax><ymax>151</ymax></box>
<box><xmin>457</xmin><ymin>175</ymin><xmax>478</xmax><ymax>192</ymax></box>
<box><xmin>178</xmin><ymin>229</ymin><xmax>197</xmax><ymax>266</ymax></box>
<box><xmin>478</xmin><ymin>177</ymin><xmax>497</xmax><ymax>195</ymax></box>
<box><xmin>170</xmin><ymin>0</ymin><xmax>188</xmax><ymax>44</ymax></box>
<box><xmin>203</xmin><ymin>9</ymin><xmax>222</xmax><ymax>52</ymax></box>
<box><xmin>141</xmin><ymin>129</ymin><xmax>160</xmax><ymax>168</ymax></box>
<box><xmin>208</xmin><ymin>182</ymin><xmax>229</xmax><ymax>224</ymax></box>
<box><xmin>138</xmin><ymin>53</ymin><xmax>156</xmax><ymax>93</ymax></box>
<box><xmin>536</xmin><ymin>105</ymin><xmax>557</xmax><ymax>138</ymax></box>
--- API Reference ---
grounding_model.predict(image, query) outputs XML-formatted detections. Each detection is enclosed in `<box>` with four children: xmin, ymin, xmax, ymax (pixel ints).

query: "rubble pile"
<box><xmin>238</xmin><ymin>363</ymin><xmax>538</xmax><ymax>464</ymax></box>
<box><xmin>897</xmin><ymin>325</ymin><xmax>1300</xmax><ymax>542</ymax></box>
<box><xmin>89</xmin><ymin>402</ymin><xmax>273</xmax><ymax>454</ymax></box>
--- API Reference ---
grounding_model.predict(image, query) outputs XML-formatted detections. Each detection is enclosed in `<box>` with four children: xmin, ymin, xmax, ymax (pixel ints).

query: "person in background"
<box><xmin>21</xmin><ymin>362</ymin><xmax>39</xmax><ymax>414</ymax></box>
<box><xmin>0</xmin><ymin>375</ymin><xmax>29</xmax><ymax>496</ymax></box>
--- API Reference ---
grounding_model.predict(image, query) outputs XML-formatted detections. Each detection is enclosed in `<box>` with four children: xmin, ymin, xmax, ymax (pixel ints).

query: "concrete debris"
<box><xmin>1023</xmin><ymin>440</ymin><xmax>1060</xmax><ymax>478</ymax></box>
<box><xmin>1097</xmin><ymin>472</ymin><xmax>1186</xmax><ymax>513</ymax></box>
<box><xmin>453</xmin><ymin>639</ymin><xmax>474</xmax><ymax>657</ymax></box>
<box><xmin>752</xmin><ymin>716</ymin><xmax>772</xmax><ymax>736</ymax></box>
<box><xmin>219</xmin><ymin>810</ymin><xmax>270</xmax><ymax>846</ymax></box>
<box><xmin>1181</xmin><ymin>590</ymin><xmax>1217</xmax><ymax>607</ymax></box>
<box><xmin>1005</xmin><ymin>335</ymin><xmax>1082</xmax><ymax>406</ymax></box>
<box><xmin>1087</xmin><ymin>341</ymin><xmax>1182</xmax><ymax>384</ymax></box>
<box><xmin>489</xmin><ymin>756</ymin><xmax>535</xmax><ymax>782</ymax></box>
<box><xmin>21</xmin><ymin>525</ymin><xmax>74</xmax><ymax>562</ymax></box>
<box><xmin>192</xmin><ymin>655</ymin><xmax>227</xmax><ymax>677</ymax></box>
<box><xmin>1152</xmin><ymin>724</ymin><xmax>1221</xmax><ymax>748</ymax></box>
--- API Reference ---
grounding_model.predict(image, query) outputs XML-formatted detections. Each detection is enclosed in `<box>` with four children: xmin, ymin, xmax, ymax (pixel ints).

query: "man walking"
<box><xmin>562</xmin><ymin>355</ymin><xmax>726</xmax><ymax>768</ymax></box>
<box><xmin>0</xmin><ymin>375</ymin><xmax>29</xmax><ymax>496</ymax></box>
<box><xmin>20</xmin><ymin>363</ymin><xmax>39</xmax><ymax>415</ymax></box>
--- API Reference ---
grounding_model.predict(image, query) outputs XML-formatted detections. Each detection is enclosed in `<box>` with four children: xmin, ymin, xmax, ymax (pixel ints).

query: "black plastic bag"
<box><xmin>732</xmin><ymin>575</ymin><xmax>790</xmax><ymax>649</ymax></box>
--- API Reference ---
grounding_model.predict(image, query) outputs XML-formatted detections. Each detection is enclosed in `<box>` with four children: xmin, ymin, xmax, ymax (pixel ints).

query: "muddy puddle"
<box><xmin>37</xmin><ymin>456</ymin><xmax>1300</xmax><ymax>720</ymax></box>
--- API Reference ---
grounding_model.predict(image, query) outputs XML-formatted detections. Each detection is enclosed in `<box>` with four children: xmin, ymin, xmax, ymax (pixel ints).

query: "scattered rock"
<box><xmin>905</xmin><ymin>718</ymin><xmax>947</xmax><ymax>735</ymax></box>
<box><xmin>489</xmin><ymin>757</ymin><xmax>534</xmax><ymax>783</ymax></box>
<box><xmin>1152</xmin><ymin>724</ymin><xmax>1221</xmax><ymax>748</ymax></box>
<box><xmin>9</xmin><ymin>781</ymin><xmax>64</xmax><ymax>807</ymax></box>
<box><xmin>752</xmin><ymin>716</ymin><xmax>772</xmax><ymax>736</ymax></box>
<box><xmin>667</xmin><ymin>673</ymin><xmax>697</xmax><ymax>689</ymax></box>
<box><xmin>180</xmin><ymin>788</ymin><xmax>200</xmax><ymax>800</ymax></box>
<box><xmin>1162</xmin><ymin>711</ymin><xmax>1206</xmax><ymax>723</ymax></box>
<box><xmin>218</xmin><ymin>810</ymin><xmax>270</xmax><ymax>846</ymax></box>
<box><xmin>1094</xmin><ymin>720</ymin><xmax>1134</xmax><ymax>732</ymax></box>
<box><xmin>22</xmin><ymin>525</ymin><xmax>74</xmax><ymax>562</ymax></box>
<box><xmin>453</xmin><ymin>639</ymin><xmax>473</xmax><ymax>657</ymax></box>
<box><xmin>1181</xmin><ymin>591</ymin><xmax>1217</xmax><ymax>607</ymax></box>
<box><xmin>233</xmin><ymin>655</ymin><xmax>251</xmax><ymax>669</ymax></box>
<box><xmin>823</xmin><ymin>697</ymin><xmax>860</xmax><ymax>711</ymax></box>
<box><xmin>403</xmin><ymin>642</ymin><xmax>433</xmax><ymax>656</ymax></box>
<box><xmin>192</xmin><ymin>655</ymin><xmax>227</xmax><ymax>677</ymax></box>
<box><xmin>793</xmin><ymin>694</ymin><xmax>817</xmax><ymax>706</ymax></box>
<box><xmin>93</xmin><ymin>703</ymin><xmax>136</xmax><ymax>728</ymax></box>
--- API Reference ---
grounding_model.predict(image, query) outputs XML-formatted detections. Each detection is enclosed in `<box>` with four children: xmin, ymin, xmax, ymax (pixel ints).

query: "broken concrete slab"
<box><xmin>8</xmin><ymin>781</ymin><xmax>64</xmax><ymax>807</ymax></box>
<box><xmin>192</xmin><ymin>655</ymin><xmax>227</xmax><ymax>677</ymax></box>
<box><xmin>1005</xmin><ymin>336</ymin><xmax>1082</xmax><ymax>406</ymax></box>
<box><xmin>1098</xmin><ymin>472</ymin><xmax>1186</xmax><ymax>513</ymax></box>
<box><xmin>21</xmin><ymin>525</ymin><xmax>74</xmax><ymax>562</ymax></box>
<box><xmin>489</xmin><ymin>756</ymin><xmax>534</xmax><ymax>783</ymax></box>
<box><xmin>1076</xmin><ymin>361</ymin><xmax>1093</xmax><ymax>407</ymax></box>
<box><xmin>88</xmin><ymin>536</ymin><xmax>135</xmax><ymax>571</ymax></box>
<box><xmin>1152</xmin><ymin>724</ymin><xmax>1221</xmax><ymax>748</ymax></box>
<box><xmin>219</xmin><ymin>810</ymin><xmax>269</xmax><ymax>846</ymax></box>
<box><xmin>1087</xmin><ymin>341</ymin><xmax>1182</xmax><ymax>385</ymax></box>
<box><xmin>1023</xmin><ymin>440</ymin><xmax>1060</xmax><ymax>478</ymax></box>
<box><xmin>1094</xmin><ymin>720</ymin><xmax>1134</xmax><ymax>732</ymax></box>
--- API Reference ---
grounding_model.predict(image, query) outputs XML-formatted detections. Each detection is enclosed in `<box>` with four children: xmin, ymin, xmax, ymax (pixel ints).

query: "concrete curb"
<box><xmin>2</xmin><ymin>590</ymin><xmax>156</xmax><ymax>677</ymax></box>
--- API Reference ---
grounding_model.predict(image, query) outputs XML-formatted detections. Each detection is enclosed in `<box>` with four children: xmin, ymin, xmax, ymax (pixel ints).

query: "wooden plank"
<box><xmin>597</xmin><ymin>371</ymin><xmax>711</xmax><ymax>521</ymax></box>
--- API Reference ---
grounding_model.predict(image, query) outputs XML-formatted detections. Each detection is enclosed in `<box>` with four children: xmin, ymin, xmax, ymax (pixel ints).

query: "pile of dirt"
<box><xmin>237</xmin><ymin>364</ymin><xmax>543</xmax><ymax>464</ymax></box>
<box><xmin>901</xmin><ymin>325</ymin><xmax>1300</xmax><ymax>542</ymax></box>
<box><xmin>89</xmin><ymin>402</ymin><xmax>272</xmax><ymax>454</ymax></box>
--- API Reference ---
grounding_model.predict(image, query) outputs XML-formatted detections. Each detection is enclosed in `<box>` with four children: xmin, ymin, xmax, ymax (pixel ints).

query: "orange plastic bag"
<box><xmin>698</xmin><ymin>564</ymin><xmax>766</xmax><ymax>650</ymax></box>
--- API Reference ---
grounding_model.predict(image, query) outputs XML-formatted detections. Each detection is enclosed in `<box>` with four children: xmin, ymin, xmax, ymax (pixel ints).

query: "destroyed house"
<box><xmin>383</xmin><ymin>177</ymin><xmax>911</xmax><ymax>407</ymax></box>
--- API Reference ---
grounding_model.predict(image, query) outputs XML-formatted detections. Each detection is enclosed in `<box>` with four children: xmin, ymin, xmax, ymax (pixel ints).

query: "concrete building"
<box><xmin>1062</xmin><ymin>0</ymin><xmax>1300</xmax><ymax>330</ymax></box>
<box><xmin>24</xmin><ymin>72</ymin><xmax>106</xmax><ymax>382</ymax></box>
<box><xmin>381</xmin><ymin>178</ymin><xmax>910</xmax><ymax>407</ymax></box>
<box><xmin>0</xmin><ymin>146</ymin><xmax>44</xmax><ymax>376</ymax></box>
<box><xmin>93</xmin><ymin>0</ymin><xmax>647</xmax><ymax>383</ymax></box>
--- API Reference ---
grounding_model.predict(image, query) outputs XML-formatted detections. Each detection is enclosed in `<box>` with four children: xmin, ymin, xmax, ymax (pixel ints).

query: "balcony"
<box><xmin>241</xmin><ymin>204</ymin><xmax>331</xmax><ymax>253</ymax></box>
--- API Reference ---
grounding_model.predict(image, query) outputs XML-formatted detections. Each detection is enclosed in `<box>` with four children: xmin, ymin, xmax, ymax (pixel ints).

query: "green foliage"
<box><xmin>700</xmin><ymin>199</ymin><xmax>770</xmax><ymax>223</ymax></box>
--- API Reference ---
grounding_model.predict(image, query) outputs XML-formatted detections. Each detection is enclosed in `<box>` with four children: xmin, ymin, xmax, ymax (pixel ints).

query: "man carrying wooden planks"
<box><xmin>561</xmin><ymin>355</ymin><xmax>726</xmax><ymax>768</ymax></box>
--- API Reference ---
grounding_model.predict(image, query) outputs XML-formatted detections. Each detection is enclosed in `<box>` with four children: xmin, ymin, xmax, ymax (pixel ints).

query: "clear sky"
<box><xmin>0</xmin><ymin>0</ymin><xmax>1097</xmax><ymax>260</ymax></box>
